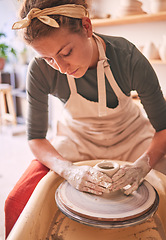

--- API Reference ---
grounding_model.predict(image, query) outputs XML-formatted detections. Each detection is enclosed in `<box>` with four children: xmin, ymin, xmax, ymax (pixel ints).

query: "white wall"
<box><xmin>90</xmin><ymin>0</ymin><xmax>161</xmax><ymax>19</ymax></box>
<box><xmin>0</xmin><ymin>0</ymin><xmax>36</xmax><ymax>71</ymax></box>
<box><xmin>0</xmin><ymin>0</ymin><xmax>21</xmax><ymax>48</ymax></box>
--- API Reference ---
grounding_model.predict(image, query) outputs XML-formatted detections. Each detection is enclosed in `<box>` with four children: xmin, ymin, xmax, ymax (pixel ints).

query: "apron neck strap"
<box><xmin>93</xmin><ymin>33</ymin><xmax>108</xmax><ymax>116</ymax></box>
<box><xmin>93</xmin><ymin>33</ymin><xmax>126</xmax><ymax>100</ymax></box>
<box><xmin>67</xmin><ymin>74</ymin><xmax>77</xmax><ymax>94</ymax></box>
<box><xmin>65</xmin><ymin>33</ymin><xmax>123</xmax><ymax>117</ymax></box>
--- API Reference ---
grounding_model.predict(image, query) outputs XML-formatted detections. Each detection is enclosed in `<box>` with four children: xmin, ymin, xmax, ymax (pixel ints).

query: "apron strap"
<box><xmin>66</xmin><ymin>33</ymin><xmax>127</xmax><ymax>117</ymax></box>
<box><xmin>97</xmin><ymin>59</ymin><xmax>107</xmax><ymax>116</ymax></box>
<box><xmin>67</xmin><ymin>74</ymin><xmax>77</xmax><ymax>94</ymax></box>
<box><xmin>93</xmin><ymin>34</ymin><xmax>107</xmax><ymax>116</ymax></box>
<box><xmin>104</xmin><ymin>64</ymin><xmax>125</xmax><ymax>99</ymax></box>
<box><xmin>93</xmin><ymin>33</ymin><xmax>127</xmax><ymax>100</ymax></box>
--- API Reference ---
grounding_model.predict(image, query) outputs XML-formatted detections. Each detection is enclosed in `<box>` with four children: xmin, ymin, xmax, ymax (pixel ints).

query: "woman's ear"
<box><xmin>82</xmin><ymin>17</ymin><xmax>93</xmax><ymax>37</ymax></box>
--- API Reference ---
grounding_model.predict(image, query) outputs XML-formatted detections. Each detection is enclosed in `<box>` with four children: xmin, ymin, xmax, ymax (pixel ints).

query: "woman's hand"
<box><xmin>110</xmin><ymin>154</ymin><xmax>151</xmax><ymax>195</ymax></box>
<box><xmin>28</xmin><ymin>139</ymin><xmax>112</xmax><ymax>195</ymax></box>
<box><xmin>63</xmin><ymin>165</ymin><xmax>112</xmax><ymax>195</ymax></box>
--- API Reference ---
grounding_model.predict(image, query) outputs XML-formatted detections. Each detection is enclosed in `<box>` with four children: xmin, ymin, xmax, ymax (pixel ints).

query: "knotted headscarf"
<box><xmin>12</xmin><ymin>4</ymin><xmax>89</xmax><ymax>30</ymax></box>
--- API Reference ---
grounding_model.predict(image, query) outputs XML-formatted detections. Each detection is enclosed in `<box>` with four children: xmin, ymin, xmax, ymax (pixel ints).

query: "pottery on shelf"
<box><xmin>159</xmin><ymin>35</ymin><xmax>166</xmax><ymax>61</ymax></box>
<box><xmin>150</xmin><ymin>0</ymin><xmax>166</xmax><ymax>13</ymax></box>
<box><xmin>142</xmin><ymin>41</ymin><xmax>161</xmax><ymax>60</ymax></box>
<box><xmin>119</xmin><ymin>0</ymin><xmax>146</xmax><ymax>17</ymax></box>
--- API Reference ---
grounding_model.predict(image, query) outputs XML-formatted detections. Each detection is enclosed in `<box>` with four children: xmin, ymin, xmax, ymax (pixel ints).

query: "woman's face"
<box><xmin>31</xmin><ymin>25</ymin><xmax>98</xmax><ymax>78</ymax></box>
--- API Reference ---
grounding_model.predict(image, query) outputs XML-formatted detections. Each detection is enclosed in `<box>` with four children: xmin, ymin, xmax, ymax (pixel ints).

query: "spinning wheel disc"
<box><xmin>55</xmin><ymin>180</ymin><xmax>159</xmax><ymax>228</ymax></box>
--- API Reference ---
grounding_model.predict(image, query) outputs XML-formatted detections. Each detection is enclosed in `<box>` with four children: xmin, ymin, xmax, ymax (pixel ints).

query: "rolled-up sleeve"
<box><xmin>130</xmin><ymin>46</ymin><xmax>166</xmax><ymax>132</ymax></box>
<box><xmin>26</xmin><ymin>58</ymin><xmax>50</xmax><ymax>140</ymax></box>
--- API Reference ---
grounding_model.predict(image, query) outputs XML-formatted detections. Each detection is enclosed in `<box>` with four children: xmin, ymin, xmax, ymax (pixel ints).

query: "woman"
<box><xmin>5</xmin><ymin>0</ymin><xmax>166</xmax><ymax>237</ymax></box>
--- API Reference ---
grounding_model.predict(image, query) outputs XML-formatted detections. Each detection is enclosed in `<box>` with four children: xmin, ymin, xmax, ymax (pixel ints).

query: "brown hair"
<box><xmin>19</xmin><ymin>0</ymin><xmax>88</xmax><ymax>44</ymax></box>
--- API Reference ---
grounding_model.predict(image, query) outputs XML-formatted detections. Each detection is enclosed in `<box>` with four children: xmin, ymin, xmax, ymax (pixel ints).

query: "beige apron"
<box><xmin>52</xmin><ymin>34</ymin><xmax>161</xmax><ymax>166</ymax></box>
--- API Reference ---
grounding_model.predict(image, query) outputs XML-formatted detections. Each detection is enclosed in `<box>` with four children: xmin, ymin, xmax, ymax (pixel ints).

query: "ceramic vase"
<box><xmin>150</xmin><ymin>0</ymin><xmax>166</xmax><ymax>13</ymax></box>
<box><xmin>142</xmin><ymin>41</ymin><xmax>160</xmax><ymax>60</ymax></box>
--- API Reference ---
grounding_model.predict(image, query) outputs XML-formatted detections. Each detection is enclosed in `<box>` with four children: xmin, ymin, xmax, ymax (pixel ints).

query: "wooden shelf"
<box><xmin>91</xmin><ymin>11</ymin><xmax>166</xmax><ymax>27</ymax></box>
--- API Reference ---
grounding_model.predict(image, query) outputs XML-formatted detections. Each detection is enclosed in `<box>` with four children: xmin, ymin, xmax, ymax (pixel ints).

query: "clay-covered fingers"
<box><xmin>123</xmin><ymin>182</ymin><xmax>139</xmax><ymax>195</ymax></box>
<box><xmin>87</xmin><ymin>168</ymin><xmax>112</xmax><ymax>187</ymax></box>
<box><xmin>109</xmin><ymin>166</ymin><xmax>128</xmax><ymax>191</ymax></box>
<box><xmin>82</xmin><ymin>181</ymin><xmax>109</xmax><ymax>195</ymax></box>
<box><xmin>110</xmin><ymin>175</ymin><xmax>133</xmax><ymax>192</ymax></box>
<box><xmin>110</xmin><ymin>165</ymin><xmax>142</xmax><ymax>193</ymax></box>
<box><xmin>110</xmin><ymin>165</ymin><xmax>137</xmax><ymax>191</ymax></box>
<box><xmin>65</xmin><ymin>165</ymin><xmax>112</xmax><ymax>195</ymax></box>
<box><xmin>111</xmin><ymin>166</ymin><xmax>129</xmax><ymax>182</ymax></box>
<box><xmin>80</xmin><ymin>168</ymin><xmax>112</xmax><ymax>195</ymax></box>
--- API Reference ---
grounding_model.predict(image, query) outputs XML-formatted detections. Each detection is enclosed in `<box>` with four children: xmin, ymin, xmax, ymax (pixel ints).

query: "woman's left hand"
<box><xmin>110</xmin><ymin>154</ymin><xmax>151</xmax><ymax>195</ymax></box>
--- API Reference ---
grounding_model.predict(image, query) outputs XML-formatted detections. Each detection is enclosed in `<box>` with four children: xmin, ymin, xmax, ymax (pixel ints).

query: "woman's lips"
<box><xmin>68</xmin><ymin>68</ymin><xmax>79</xmax><ymax>75</ymax></box>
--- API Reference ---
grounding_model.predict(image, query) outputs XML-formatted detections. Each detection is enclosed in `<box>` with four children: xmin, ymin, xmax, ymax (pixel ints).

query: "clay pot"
<box><xmin>93</xmin><ymin>160</ymin><xmax>120</xmax><ymax>177</ymax></box>
<box><xmin>0</xmin><ymin>57</ymin><xmax>5</xmax><ymax>71</ymax></box>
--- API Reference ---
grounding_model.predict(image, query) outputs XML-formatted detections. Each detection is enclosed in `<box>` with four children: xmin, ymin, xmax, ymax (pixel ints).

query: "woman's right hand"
<box><xmin>28</xmin><ymin>139</ymin><xmax>112</xmax><ymax>195</ymax></box>
<box><xmin>62</xmin><ymin>165</ymin><xmax>112</xmax><ymax>195</ymax></box>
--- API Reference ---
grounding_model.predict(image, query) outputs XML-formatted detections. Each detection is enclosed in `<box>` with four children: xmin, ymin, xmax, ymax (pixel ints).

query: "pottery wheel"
<box><xmin>55</xmin><ymin>180</ymin><xmax>159</xmax><ymax>228</ymax></box>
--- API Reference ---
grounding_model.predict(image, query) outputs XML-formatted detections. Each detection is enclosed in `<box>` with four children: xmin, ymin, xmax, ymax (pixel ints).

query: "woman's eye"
<box><xmin>63</xmin><ymin>49</ymin><xmax>72</xmax><ymax>57</ymax></box>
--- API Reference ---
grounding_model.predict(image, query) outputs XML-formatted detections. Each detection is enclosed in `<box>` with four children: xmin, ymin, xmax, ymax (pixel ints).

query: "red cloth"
<box><xmin>5</xmin><ymin>159</ymin><xmax>49</xmax><ymax>238</ymax></box>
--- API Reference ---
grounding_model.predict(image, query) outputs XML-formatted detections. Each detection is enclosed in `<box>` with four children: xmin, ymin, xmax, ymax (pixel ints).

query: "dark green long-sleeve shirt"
<box><xmin>26</xmin><ymin>33</ymin><xmax>166</xmax><ymax>140</ymax></box>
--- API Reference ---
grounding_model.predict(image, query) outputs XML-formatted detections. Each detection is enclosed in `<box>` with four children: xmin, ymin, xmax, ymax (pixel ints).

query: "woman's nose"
<box><xmin>56</xmin><ymin>58</ymin><xmax>69</xmax><ymax>74</ymax></box>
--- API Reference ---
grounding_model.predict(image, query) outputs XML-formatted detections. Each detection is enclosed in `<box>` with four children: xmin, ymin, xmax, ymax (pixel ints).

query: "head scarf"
<box><xmin>12</xmin><ymin>4</ymin><xmax>89</xmax><ymax>29</ymax></box>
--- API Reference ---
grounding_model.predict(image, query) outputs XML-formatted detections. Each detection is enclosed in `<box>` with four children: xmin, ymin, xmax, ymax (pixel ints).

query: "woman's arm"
<box><xmin>147</xmin><ymin>129</ymin><xmax>166</xmax><ymax>168</ymax></box>
<box><xmin>29</xmin><ymin>138</ymin><xmax>71</xmax><ymax>175</ymax></box>
<box><xmin>110</xmin><ymin>46</ymin><xmax>166</xmax><ymax>195</ymax></box>
<box><xmin>110</xmin><ymin>129</ymin><xmax>166</xmax><ymax>195</ymax></box>
<box><xmin>29</xmin><ymin>138</ymin><xmax>112</xmax><ymax>195</ymax></box>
